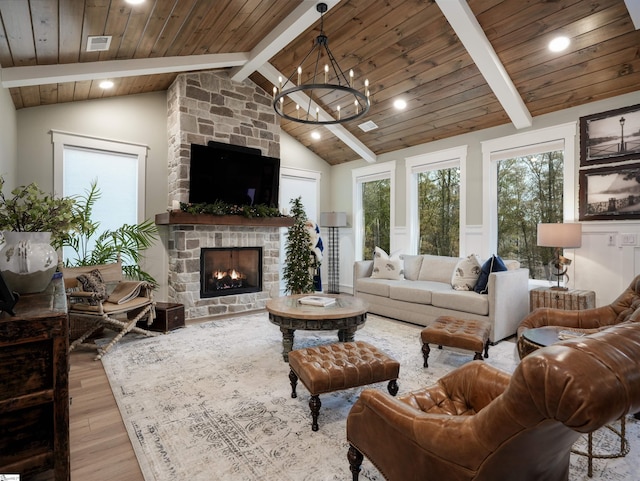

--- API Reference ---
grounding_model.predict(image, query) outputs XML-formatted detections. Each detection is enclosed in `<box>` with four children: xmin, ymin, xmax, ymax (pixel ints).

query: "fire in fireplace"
<box><xmin>200</xmin><ymin>247</ymin><xmax>262</xmax><ymax>298</ymax></box>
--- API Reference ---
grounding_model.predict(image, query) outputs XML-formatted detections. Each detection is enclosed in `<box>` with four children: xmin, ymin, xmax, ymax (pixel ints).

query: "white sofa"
<box><xmin>353</xmin><ymin>254</ymin><xmax>530</xmax><ymax>342</ymax></box>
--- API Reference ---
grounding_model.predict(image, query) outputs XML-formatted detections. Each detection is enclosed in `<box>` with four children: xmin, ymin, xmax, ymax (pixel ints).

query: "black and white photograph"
<box><xmin>579</xmin><ymin>162</ymin><xmax>640</xmax><ymax>220</ymax></box>
<box><xmin>580</xmin><ymin>103</ymin><xmax>640</xmax><ymax>166</ymax></box>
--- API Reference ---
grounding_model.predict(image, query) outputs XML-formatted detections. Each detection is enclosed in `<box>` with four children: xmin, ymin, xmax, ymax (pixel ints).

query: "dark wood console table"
<box><xmin>0</xmin><ymin>278</ymin><xmax>70</xmax><ymax>480</ymax></box>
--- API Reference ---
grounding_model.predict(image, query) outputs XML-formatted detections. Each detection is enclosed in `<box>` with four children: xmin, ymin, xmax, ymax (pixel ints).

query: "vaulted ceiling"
<box><xmin>1</xmin><ymin>0</ymin><xmax>639</xmax><ymax>165</ymax></box>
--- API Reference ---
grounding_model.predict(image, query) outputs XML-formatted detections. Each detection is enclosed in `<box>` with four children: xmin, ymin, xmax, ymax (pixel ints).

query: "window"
<box><xmin>497</xmin><ymin>150</ymin><xmax>563</xmax><ymax>279</ymax></box>
<box><xmin>406</xmin><ymin>147</ymin><xmax>467</xmax><ymax>256</ymax></box>
<box><xmin>482</xmin><ymin>123</ymin><xmax>577</xmax><ymax>279</ymax></box>
<box><xmin>51</xmin><ymin>131</ymin><xmax>148</xmax><ymax>264</ymax></box>
<box><xmin>352</xmin><ymin>162</ymin><xmax>395</xmax><ymax>261</ymax></box>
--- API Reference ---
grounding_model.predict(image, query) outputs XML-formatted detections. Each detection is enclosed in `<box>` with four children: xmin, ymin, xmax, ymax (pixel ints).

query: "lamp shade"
<box><xmin>537</xmin><ymin>223</ymin><xmax>582</xmax><ymax>248</ymax></box>
<box><xmin>320</xmin><ymin>212</ymin><xmax>347</xmax><ymax>227</ymax></box>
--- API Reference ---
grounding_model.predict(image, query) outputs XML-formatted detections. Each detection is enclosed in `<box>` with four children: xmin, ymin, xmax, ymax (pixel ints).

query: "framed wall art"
<box><xmin>580</xmin><ymin>103</ymin><xmax>640</xmax><ymax>166</ymax></box>
<box><xmin>579</xmin><ymin>162</ymin><xmax>640</xmax><ymax>220</ymax></box>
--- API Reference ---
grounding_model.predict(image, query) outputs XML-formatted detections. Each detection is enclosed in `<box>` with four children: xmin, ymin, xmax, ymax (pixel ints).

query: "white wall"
<box><xmin>16</xmin><ymin>92</ymin><xmax>169</xmax><ymax>294</ymax></box>
<box><xmin>0</xmin><ymin>82</ymin><xmax>17</xmax><ymax>188</ymax></box>
<box><xmin>332</xmin><ymin>91</ymin><xmax>640</xmax><ymax>306</ymax></box>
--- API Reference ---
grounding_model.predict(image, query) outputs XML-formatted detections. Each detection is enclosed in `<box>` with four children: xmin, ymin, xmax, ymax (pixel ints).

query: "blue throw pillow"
<box><xmin>474</xmin><ymin>255</ymin><xmax>507</xmax><ymax>294</ymax></box>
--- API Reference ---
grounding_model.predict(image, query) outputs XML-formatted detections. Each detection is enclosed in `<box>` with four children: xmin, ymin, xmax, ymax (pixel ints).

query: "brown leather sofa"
<box><xmin>517</xmin><ymin>275</ymin><xmax>640</xmax><ymax>339</ymax></box>
<box><xmin>346</xmin><ymin>321</ymin><xmax>640</xmax><ymax>481</ymax></box>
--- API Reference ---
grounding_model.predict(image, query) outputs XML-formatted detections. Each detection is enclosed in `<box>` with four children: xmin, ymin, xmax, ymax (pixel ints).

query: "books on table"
<box><xmin>298</xmin><ymin>296</ymin><xmax>337</xmax><ymax>307</ymax></box>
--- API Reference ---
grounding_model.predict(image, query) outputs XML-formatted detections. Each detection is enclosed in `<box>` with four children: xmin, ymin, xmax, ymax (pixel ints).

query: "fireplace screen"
<box><xmin>200</xmin><ymin>247</ymin><xmax>262</xmax><ymax>298</ymax></box>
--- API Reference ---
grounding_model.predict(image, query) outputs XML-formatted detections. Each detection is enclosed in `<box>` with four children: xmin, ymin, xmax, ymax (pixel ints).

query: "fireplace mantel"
<box><xmin>155</xmin><ymin>211</ymin><xmax>295</xmax><ymax>227</ymax></box>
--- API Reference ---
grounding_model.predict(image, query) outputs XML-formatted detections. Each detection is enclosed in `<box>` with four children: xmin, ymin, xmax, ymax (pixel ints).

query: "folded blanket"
<box><xmin>107</xmin><ymin>281</ymin><xmax>145</xmax><ymax>304</ymax></box>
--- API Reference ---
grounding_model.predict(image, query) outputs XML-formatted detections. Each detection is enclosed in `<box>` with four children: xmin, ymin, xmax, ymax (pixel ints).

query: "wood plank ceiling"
<box><xmin>0</xmin><ymin>0</ymin><xmax>638</xmax><ymax>166</ymax></box>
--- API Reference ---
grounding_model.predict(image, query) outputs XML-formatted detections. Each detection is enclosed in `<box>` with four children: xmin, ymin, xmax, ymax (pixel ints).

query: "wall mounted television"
<box><xmin>188</xmin><ymin>142</ymin><xmax>280</xmax><ymax>208</ymax></box>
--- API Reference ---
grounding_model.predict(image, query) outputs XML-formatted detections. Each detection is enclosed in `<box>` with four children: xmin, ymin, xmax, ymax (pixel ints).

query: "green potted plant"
<box><xmin>0</xmin><ymin>176</ymin><xmax>83</xmax><ymax>293</ymax></box>
<box><xmin>58</xmin><ymin>180</ymin><xmax>159</xmax><ymax>284</ymax></box>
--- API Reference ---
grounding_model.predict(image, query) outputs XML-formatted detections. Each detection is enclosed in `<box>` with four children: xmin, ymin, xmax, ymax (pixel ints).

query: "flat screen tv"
<box><xmin>188</xmin><ymin>142</ymin><xmax>280</xmax><ymax>208</ymax></box>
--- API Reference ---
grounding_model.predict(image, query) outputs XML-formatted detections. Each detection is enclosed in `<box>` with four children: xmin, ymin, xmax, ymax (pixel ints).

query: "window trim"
<box><xmin>405</xmin><ymin>146</ymin><xmax>467</xmax><ymax>255</ymax></box>
<box><xmin>352</xmin><ymin>161</ymin><xmax>396</xmax><ymax>261</ymax></box>
<box><xmin>51</xmin><ymin>130</ymin><xmax>149</xmax><ymax>222</ymax></box>
<box><xmin>481</xmin><ymin>122</ymin><xmax>577</xmax><ymax>258</ymax></box>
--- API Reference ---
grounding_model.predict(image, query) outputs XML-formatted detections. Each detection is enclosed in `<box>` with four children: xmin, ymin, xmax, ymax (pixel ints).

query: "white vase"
<box><xmin>0</xmin><ymin>231</ymin><xmax>58</xmax><ymax>294</ymax></box>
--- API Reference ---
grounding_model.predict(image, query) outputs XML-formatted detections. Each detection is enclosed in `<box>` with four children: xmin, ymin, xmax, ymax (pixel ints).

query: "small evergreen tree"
<box><xmin>282</xmin><ymin>197</ymin><xmax>315</xmax><ymax>294</ymax></box>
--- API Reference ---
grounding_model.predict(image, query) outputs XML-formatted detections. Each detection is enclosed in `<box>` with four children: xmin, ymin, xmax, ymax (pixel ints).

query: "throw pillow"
<box><xmin>474</xmin><ymin>255</ymin><xmax>507</xmax><ymax>294</ymax></box>
<box><xmin>76</xmin><ymin>269</ymin><xmax>108</xmax><ymax>305</ymax></box>
<box><xmin>451</xmin><ymin>254</ymin><xmax>481</xmax><ymax>291</ymax></box>
<box><xmin>371</xmin><ymin>246</ymin><xmax>404</xmax><ymax>280</ymax></box>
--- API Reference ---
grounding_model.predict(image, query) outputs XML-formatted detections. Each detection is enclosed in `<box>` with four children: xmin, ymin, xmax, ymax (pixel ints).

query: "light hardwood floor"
<box><xmin>67</xmin><ymin>349</ymin><xmax>145</xmax><ymax>481</ymax></box>
<box><xmin>32</xmin><ymin>349</ymin><xmax>144</xmax><ymax>481</ymax></box>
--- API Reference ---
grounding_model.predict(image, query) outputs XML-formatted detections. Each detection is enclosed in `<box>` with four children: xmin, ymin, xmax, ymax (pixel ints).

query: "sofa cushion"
<box><xmin>451</xmin><ymin>254</ymin><xmax>482</xmax><ymax>291</ymax></box>
<box><xmin>389</xmin><ymin>280</ymin><xmax>451</xmax><ymax>305</ymax></box>
<box><xmin>401</xmin><ymin>255</ymin><xmax>424</xmax><ymax>281</ymax></box>
<box><xmin>356</xmin><ymin>277</ymin><xmax>397</xmax><ymax>297</ymax></box>
<box><xmin>474</xmin><ymin>255</ymin><xmax>508</xmax><ymax>294</ymax></box>
<box><xmin>418</xmin><ymin>255</ymin><xmax>461</xmax><ymax>283</ymax></box>
<box><xmin>431</xmin><ymin>290</ymin><xmax>490</xmax><ymax>316</ymax></box>
<box><xmin>371</xmin><ymin>246</ymin><xmax>404</xmax><ymax>280</ymax></box>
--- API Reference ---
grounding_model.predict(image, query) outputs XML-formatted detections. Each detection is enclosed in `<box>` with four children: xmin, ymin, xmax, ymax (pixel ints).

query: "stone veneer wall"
<box><xmin>165</xmin><ymin>71</ymin><xmax>282</xmax><ymax>320</ymax></box>
<box><xmin>167</xmin><ymin>70</ymin><xmax>279</xmax><ymax>205</ymax></box>
<box><xmin>166</xmin><ymin>225</ymin><xmax>281</xmax><ymax>320</ymax></box>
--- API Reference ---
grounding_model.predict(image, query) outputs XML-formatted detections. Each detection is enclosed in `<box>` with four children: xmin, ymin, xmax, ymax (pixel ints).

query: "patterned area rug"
<box><xmin>100</xmin><ymin>313</ymin><xmax>639</xmax><ymax>481</ymax></box>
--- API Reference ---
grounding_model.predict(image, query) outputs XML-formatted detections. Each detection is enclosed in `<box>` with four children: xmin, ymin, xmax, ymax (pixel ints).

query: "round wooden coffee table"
<box><xmin>266</xmin><ymin>294</ymin><xmax>368</xmax><ymax>361</ymax></box>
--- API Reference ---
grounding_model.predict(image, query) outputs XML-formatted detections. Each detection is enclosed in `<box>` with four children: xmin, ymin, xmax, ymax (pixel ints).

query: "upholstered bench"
<box><xmin>288</xmin><ymin>341</ymin><xmax>400</xmax><ymax>431</ymax></box>
<box><xmin>420</xmin><ymin>316</ymin><xmax>491</xmax><ymax>368</ymax></box>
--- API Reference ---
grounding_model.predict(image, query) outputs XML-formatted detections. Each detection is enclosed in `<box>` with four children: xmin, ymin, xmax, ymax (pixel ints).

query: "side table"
<box><xmin>529</xmin><ymin>287</ymin><xmax>595</xmax><ymax>312</ymax></box>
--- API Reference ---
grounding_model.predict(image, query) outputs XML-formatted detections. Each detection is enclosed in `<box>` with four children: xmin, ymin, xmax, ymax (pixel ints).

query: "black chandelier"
<box><xmin>272</xmin><ymin>2</ymin><xmax>371</xmax><ymax>125</ymax></box>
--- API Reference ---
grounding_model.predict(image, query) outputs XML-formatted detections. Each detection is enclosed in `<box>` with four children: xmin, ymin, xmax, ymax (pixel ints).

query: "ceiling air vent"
<box><xmin>86</xmin><ymin>35</ymin><xmax>112</xmax><ymax>52</ymax></box>
<box><xmin>358</xmin><ymin>120</ymin><xmax>379</xmax><ymax>132</ymax></box>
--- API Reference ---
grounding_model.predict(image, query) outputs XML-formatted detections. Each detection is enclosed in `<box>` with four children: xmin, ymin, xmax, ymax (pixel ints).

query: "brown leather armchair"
<box><xmin>518</xmin><ymin>275</ymin><xmax>640</xmax><ymax>337</ymax></box>
<box><xmin>346</xmin><ymin>322</ymin><xmax>640</xmax><ymax>481</ymax></box>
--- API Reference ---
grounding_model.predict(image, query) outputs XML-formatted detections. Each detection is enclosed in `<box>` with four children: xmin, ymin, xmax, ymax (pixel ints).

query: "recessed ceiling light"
<box><xmin>125</xmin><ymin>0</ymin><xmax>145</xmax><ymax>4</ymax></box>
<box><xmin>99</xmin><ymin>80</ymin><xmax>114</xmax><ymax>89</ymax></box>
<box><xmin>549</xmin><ymin>36</ymin><xmax>570</xmax><ymax>52</ymax></box>
<box><xmin>311</xmin><ymin>131</ymin><xmax>321</xmax><ymax>140</ymax></box>
<box><xmin>394</xmin><ymin>99</ymin><xmax>407</xmax><ymax>110</ymax></box>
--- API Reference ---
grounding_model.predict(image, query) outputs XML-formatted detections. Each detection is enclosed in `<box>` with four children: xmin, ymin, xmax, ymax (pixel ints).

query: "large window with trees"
<box><xmin>496</xmin><ymin>150</ymin><xmax>563</xmax><ymax>279</ymax></box>
<box><xmin>482</xmin><ymin>123</ymin><xmax>577</xmax><ymax>280</ymax></box>
<box><xmin>352</xmin><ymin>162</ymin><xmax>395</xmax><ymax>261</ymax></box>
<box><xmin>406</xmin><ymin>147</ymin><xmax>466</xmax><ymax>256</ymax></box>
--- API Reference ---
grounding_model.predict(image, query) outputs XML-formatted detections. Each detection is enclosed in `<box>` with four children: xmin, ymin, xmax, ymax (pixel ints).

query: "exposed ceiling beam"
<box><xmin>230</xmin><ymin>0</ymin><xmax>341</xmax><ymax>83</ymax></box>
<box><xmin>0</xmin><ymin>53</ymin><xmax>249</xmax><ymax>88</ymax></box>
<box><xmin>435</xmin><ymin>0</ymin><xmax>532</xmax><ymax>129</ymax></box>
<box><xmin>624</xmin><ymin>0</ymin><xmax>640</xmax><ymax>29</ymax></box>
<box><xmin>258</xmin><ymin>63</ymin><xmax>377</xmax><ymax>163</ymax></box>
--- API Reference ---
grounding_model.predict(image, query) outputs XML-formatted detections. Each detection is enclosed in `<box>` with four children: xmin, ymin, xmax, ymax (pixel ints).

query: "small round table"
<box><xmin>266</xmin><ymin>294</ymin><xmax>368</xmax><ymax>361</ymax></box>
<box><xmin>518</xmin><ymin>326</ymin><xmax>629</xmax><ymax>477</ymax></box>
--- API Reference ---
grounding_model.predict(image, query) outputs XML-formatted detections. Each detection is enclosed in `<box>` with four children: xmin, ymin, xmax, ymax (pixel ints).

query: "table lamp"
<box><xmin>537</xmin><ymin>222</ymin><xmax>582</xmax><ymax>290</ymax></box>
<box><xmin>319</xmin><ymin>212</ymin><xmax>347</xmax><ymax>294</ymax></box>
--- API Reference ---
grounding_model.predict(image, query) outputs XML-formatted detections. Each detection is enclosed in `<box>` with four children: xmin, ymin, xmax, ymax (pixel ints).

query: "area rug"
<box><xmin>100</xmin><ymin>313</ymin><xmax>639</xmax><ymax>481</ymax></box>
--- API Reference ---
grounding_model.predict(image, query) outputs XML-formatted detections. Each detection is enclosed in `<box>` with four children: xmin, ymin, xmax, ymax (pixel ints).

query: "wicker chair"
<box><xmin>61</xmin><ymin>258</ymin><xmax>158</xmax><ymax>360</ymax></box>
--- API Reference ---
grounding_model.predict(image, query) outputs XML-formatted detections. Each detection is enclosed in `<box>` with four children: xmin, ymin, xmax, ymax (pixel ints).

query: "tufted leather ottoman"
<box><xmin>420</xmin><ymin>316</ymin><xmax>490</xmax><ymax>368</ymax></box>
<box><xmin>288</xmin><ymin>341</ymin><xmax>400</xmax><ymax>431</ymax></box>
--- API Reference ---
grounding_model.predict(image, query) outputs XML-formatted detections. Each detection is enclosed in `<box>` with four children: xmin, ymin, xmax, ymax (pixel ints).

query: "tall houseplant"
<box><xmin>282</xmin><ymin>197</ymin><xmax>317</xmax><ymax>294</ymax></box>
<box><xmin>58</xmin><ymin>180</ymin><xmax>159</xmax><ymax>284</ymax></box>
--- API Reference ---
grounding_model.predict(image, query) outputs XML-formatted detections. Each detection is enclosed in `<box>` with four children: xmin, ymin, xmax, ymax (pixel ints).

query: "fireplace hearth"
<box><xmin>200</xmin><ymin>247</ymin><xmax>262</xmax><ymax>298</ymax></box>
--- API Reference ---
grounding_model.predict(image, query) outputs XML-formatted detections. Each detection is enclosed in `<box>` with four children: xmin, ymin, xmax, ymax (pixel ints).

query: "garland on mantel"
<box><xmin>179</xmin><ymin>201</ymin><xmax>285</xmax><ymax>219</ymax></box>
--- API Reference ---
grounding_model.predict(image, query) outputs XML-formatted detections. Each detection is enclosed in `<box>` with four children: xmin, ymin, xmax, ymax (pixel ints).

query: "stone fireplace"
<box><xmin>161</xmin><ymin>70</ymin><xmax>286</xmax><ymax>320</ymax></box>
